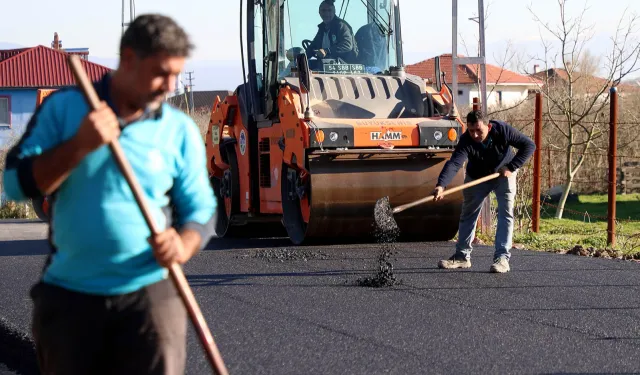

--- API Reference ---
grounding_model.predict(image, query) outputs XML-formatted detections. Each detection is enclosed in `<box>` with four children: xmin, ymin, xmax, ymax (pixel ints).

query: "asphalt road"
<box><xmin>2</xmin><ymin>219</ymin><xmax>640</xmax><ymax>374</ymax></box>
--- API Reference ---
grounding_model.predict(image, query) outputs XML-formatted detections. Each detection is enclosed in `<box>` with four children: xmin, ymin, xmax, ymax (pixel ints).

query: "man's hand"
<box><xmin>432</xmin><ymin>186</ymin><xmax>445</xmax><ymax>201</ymax></box>
<box><xmin>73</xmin><ymin>101</ymin><xmax>120</xmax><ymax>152</ymax></box>
<box><xmin>148</xmin><ymin>228</ymin><xmax>188</xmax><ymax>267</ymax></box>
<box><xmin>498</xmin><ymin>167</ymin><xmax>512</xmax><ymax>178</ymax></box>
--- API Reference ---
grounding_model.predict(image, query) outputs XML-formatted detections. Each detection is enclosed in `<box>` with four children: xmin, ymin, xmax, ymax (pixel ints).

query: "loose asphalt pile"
<box><xmin>356</xmin><ymin>201</ymin><xmax>402</xmax><ymax>287</ymax></box>
<box><xmin>246</xmin><ymin>248</ymin><xmax>330</xmax><ymax>262</ymax></box>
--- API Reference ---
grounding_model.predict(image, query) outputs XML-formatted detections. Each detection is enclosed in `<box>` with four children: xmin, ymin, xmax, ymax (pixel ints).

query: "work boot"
<box><xmin>438</xmin><ymin>255</ymin><xmax>471</xmax><ymax>269</ymax></box>
<box><xmin>490</xmin><ymin>257</ymin><xmax>510</xmax><ymax>273</ymax></box>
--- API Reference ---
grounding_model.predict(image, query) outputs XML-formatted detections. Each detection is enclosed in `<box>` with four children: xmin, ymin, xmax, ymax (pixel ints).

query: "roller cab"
<box><xmin>206</xmin><ymin>0</ymin><xmax>466</xmax><ymax>244</ymax></box>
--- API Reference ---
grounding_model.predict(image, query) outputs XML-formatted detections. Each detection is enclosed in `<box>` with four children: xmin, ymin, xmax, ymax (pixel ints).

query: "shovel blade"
<box><xmin>374</xmin><ymin>196</ymin><xmax>399</xmax><ymax>233</ymax></box>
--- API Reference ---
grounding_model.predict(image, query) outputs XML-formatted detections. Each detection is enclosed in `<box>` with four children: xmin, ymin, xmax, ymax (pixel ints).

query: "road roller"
<box><xmin>205</xmin><ymin>0</ymin><xmax>466</xmax><ymax>244</ymax></box>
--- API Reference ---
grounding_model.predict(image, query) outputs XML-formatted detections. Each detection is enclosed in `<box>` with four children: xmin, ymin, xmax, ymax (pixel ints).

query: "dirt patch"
<box><xmin>564</xmin><ymin>245</ymin><xmax>632</xmax><ymax>259</ymax></box>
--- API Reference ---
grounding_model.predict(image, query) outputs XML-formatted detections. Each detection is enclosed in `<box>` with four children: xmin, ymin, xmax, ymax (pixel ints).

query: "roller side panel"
<box><xmin>257</xmin><ymin>124</ymin><xmax>284</xmax><ymax>214</ymax></box>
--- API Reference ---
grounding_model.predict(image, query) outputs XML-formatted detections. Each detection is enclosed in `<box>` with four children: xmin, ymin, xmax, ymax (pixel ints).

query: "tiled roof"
<box><xmin>406</xmin><ymin>54</ymin><xmax>541</xmax><ymax>86</ymax></box>
<box><xmin>166</xmin><ymin>90</ymin><xmax>233</xmax><ymax>111</ymax></box>
<box><xmin>530</xmin><ymin>68</ymin><xmax>640</xmax><ymax>93</ymax></box>
<box><xmin>0</xmin><ymin>45</ymin><xmax>113</xmax><ymax>88</ymax></box>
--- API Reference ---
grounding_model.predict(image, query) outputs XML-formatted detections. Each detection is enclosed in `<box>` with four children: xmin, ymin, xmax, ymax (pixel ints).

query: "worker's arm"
<box><xmin>435</xmin><ymin>139</ymin><xmax>470</xmax><ymax>189</ymax></box>
<box><xmin>4</xmin><ymin>98</ymin><xmax>120</xmax><ymax>200</ymax></box>
<box><xmin>503</xmin><ymin>122</ymin><xmax>536</xmax><ymax>172</ymax></box>
<box><xmin>3</xmin><ymin>95</ymin><xmax>60</xmax><ymax>201</ymax></box>
<box><xmin>159</xmin><ymin>117</ymin><xmax>217</xmax><ymax>265</ymax></box>
<box><xmin>35</xmin><ymin>103</ymin><xmax>120</xmax><ymax>195</ymax></box>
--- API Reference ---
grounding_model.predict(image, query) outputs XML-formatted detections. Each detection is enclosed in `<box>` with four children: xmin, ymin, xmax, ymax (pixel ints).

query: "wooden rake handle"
<box><xmin>67</xmin><ymin>55</ymin><xmax>229</xmax><ymax>375</ymax></box>
<box><xmin>392</xmin><ymin>172</ymin><xmax>501</xmax><ymax>214</ymax></box>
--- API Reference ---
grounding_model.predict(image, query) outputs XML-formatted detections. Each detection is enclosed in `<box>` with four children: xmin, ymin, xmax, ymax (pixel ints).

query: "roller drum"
<box><xmin>304</xmin><ymin>152</ymin><xmax>465</xmax><ymax>242</ymax></box>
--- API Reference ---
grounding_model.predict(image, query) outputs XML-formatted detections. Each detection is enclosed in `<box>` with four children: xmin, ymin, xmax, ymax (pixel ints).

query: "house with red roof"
<box><xmin>406</xmin><ymin>53</ymin><xmax>542</xmax><ymax>110</ymax></box>
<box><xmin>530</xmin><ymin>66</ymin><xmax>640</xmax><ymax>98</ymax></box>
<box><xmin>0</xmin><ymin>33</ymin><xmax>113</xmax><ymax>148</ymax></box>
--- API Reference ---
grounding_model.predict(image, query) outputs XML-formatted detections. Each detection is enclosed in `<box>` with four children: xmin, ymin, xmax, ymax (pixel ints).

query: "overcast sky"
<box><xmin>2</xmin><ymin>0</ymin><xmax>639</xmax><ymax>90</ymax></box>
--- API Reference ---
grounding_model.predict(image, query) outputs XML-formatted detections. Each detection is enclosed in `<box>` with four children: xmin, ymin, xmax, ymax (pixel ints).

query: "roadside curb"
<box><xmin>0</xmin><ymin>317</ymin><xmax>38</xmax><ymax>375</ymax></box>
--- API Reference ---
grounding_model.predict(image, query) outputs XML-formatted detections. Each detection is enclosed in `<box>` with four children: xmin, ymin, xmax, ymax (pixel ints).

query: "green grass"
<box><xmin>0</xmin><ymin>200</ymin><xmax>38</xmax><ymax>220</ymax></box>
<box><xmin>513</xmin><ymin>193</ymin><xmax>640</xmax><ymax>254</ymax></box>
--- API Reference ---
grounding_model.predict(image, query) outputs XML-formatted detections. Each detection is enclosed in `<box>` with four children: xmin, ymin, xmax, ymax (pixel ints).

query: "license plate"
<box><xmin>323</xmin><ymin>63</ymin><xmax>365</xmax><ymax>74</ymax></box>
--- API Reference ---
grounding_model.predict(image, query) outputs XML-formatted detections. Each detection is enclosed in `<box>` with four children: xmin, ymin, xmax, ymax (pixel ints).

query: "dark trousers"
<box><xmin>30</xmin><ymin>278</ymin><xmax>187</xmax><ymax>375</ymax></box>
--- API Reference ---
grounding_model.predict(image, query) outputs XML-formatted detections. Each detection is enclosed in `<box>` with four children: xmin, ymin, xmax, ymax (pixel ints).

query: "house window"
<box><xmin>497</xmin><ymin>91</ymin><xmax>503</xmax><ymax>106</ymax></box>
<box><xmin>458</xmin><ymin>90</ymin><xmax>463</xmax><ymax>95</ymax></box>
<box><xmin>0</xmin><ymin>96</ymin><xmax>10</xmax><ymax>127</ymax></box>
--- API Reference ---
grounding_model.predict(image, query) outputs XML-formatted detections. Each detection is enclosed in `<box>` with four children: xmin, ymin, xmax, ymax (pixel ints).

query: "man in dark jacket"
<box><xmin>307</xmin><ymin>0</ymin><xmax>358</xmax><ymax>63</ymax></box>
<box><xmin>433</xmin><ymin>110</ymin><xmax>535</xmax><ymax>273</ymax></box>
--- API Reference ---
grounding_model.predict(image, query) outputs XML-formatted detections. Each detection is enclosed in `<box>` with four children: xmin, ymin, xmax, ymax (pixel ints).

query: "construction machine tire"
<box><xmin>281</xmin><ymin>152</ymin><xmax>464</xmax><ymax>245</ymax></box>
<box><xmin>212</xmin><ymin>147</ymin><xmax>287</xmax><ymax>239</ymax></box>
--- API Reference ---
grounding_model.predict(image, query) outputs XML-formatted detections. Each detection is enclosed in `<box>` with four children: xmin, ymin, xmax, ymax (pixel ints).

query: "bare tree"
<box><xmin>523</xmin><ymin>0</ymin><xmax>640</xmax><ymax>219</ymax></box>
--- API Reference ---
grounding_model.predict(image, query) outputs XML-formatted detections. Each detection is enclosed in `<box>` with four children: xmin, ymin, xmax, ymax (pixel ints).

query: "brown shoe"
<box><xmin>438</xmin><ymin>255</ymin><xmax>471</xmax><ymax>269</ymax></box>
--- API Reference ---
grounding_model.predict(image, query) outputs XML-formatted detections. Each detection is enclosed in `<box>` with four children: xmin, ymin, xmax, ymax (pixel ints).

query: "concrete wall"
<box><xmin>467</xmin><ymin>85</ymin><xmax>532</xmax><ymax>109</ymax></box>
<box><xmin>0</xmin><ymin>89</ymin><xmax>37</xmax><ymax>149</ymax></box>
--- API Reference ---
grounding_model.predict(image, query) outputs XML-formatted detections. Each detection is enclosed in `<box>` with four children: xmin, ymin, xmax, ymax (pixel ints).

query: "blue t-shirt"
<box><xmin>3</xmin><ymin>74</ymin><xmax>217</xmax><ymax>295</ymax></box>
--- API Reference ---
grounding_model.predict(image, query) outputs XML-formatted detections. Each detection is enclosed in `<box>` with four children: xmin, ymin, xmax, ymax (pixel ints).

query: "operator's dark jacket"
<box><xmin>308</xmin><ymin>16</ymin><xmax>358</xmax><ymax>63</ymax></box>
<box><xmin>437</xmin><ymin>120</ymin><xmax>536</xmax><ymax>188</ymax></box>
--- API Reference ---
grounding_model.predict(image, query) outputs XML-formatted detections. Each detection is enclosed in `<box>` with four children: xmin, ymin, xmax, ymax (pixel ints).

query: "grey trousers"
<box><xmin>30</xmin><ymin>278</ymin><xmax>187</xmax><ymax>375</ymax></box>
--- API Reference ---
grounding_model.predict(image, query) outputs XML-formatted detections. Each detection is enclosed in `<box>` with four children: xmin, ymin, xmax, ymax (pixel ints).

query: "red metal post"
<box><xmin>532</xmin><ymin>93</ymin><xmax>543</xmax><ymax>233</ymax></box>
<box><xmin>607</xmin><ymin>87</ymin><xmax>618</xmax><ymax>247</ymax></box>
<box><xmin>547</xmin><ymin>147</ymin><xmax>552</xmax><ymax>189</ymax></box>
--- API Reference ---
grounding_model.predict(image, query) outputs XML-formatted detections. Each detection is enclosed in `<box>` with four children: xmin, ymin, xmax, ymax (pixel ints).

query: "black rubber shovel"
<box><xmin>374</xmin><ymin>172</ymin><xmax>501</xmax><ymax>233</ymax></box>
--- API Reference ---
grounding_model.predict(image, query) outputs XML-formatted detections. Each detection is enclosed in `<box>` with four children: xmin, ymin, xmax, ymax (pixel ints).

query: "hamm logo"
<box><xmin>371</xmin><ymin>131</ymin><xmax>402</xmax><ymax>141</ymax></box>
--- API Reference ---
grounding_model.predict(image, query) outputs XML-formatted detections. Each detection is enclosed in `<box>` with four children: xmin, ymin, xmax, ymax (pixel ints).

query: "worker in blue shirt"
<box><xmin>2</xmin><ymin>14</ymin><xmax>216</xmax><ymax>374</ymax></box>
<box><xmin>433</xmin><ymin>110</ymin><xmax>535</xmax><ymax>273</ymax></box>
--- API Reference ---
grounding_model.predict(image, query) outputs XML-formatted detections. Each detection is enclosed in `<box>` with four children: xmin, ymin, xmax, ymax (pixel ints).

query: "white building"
<box><xmin>406</xmin><ymin>54</ymin><xmax>542</xmax><ymax>110</ymax></box>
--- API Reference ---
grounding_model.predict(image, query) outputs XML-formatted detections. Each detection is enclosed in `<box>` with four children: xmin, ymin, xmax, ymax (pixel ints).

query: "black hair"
<box><xmin>320</xmin><ymin>0</ymin><xmax>336</xmax><ymax>8</ymax></box>
<box><xmin>120</xmin><ymin>14</ymin><xmax>194</xmax><ymax>58</ymax></box>
<box><xmin>466</xmin><ymin>110</ymin><xmax>485</xmax><ymax>125</ymax></box>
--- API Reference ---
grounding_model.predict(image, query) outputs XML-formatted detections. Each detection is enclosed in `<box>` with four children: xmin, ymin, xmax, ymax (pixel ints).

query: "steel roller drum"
<box><xmin>303</xmin><ymin>151</ymin><xmax>466</xmax><ymax>242</ymax></box>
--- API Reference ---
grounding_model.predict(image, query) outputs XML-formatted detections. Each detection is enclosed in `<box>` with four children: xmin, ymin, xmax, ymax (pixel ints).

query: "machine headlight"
<box><xmin>448</xmin><ymin>128</ymin><xmax>457</xmax><ymax>141</ymax></box>
<box><xmin>329</xmin><ymin>131</ymin><xmax>339</xmax><ymax>142</ymax></box>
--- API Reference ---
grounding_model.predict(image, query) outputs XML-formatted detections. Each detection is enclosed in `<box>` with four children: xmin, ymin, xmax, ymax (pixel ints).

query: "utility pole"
<box><xmin>121</xmin><ymin>0</ymin><xmax>135</xmax><ymax>36</ymax></box>
<box><xmin>451</xmin><ymin>0</ymin><xmax>487</xmax><ymax>108</ymax></box>
<box><xmin>452</xmin><ymin>0</ymin><xmax>491</xmax><ymax>234</ymax></box>
<box><xmin>185</xmin><ymin>71</ymin><xmax>195</xmax><ymax>114</ymax></box>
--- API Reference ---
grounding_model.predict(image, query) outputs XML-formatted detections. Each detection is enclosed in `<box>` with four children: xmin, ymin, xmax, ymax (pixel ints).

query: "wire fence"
<box><xmin>476</xmin><ymin>91</ymin><xmax>640</xmax><ymax>253</ymax></box>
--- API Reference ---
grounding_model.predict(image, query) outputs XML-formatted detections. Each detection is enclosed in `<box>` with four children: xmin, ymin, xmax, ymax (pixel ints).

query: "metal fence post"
<box><xmin>547</xmin><ymin>147</ymin><xmax>552</xmax><ymax>189</ymax></box>
<box><xmin>532</xmin><ymin>93</ymin><xmax>543</xmax><ymax>233</ymax></box>
<box><xmin>607</xmin><ymin>87</ymin><xmax>618</xmax><ymax>247</ymax></box>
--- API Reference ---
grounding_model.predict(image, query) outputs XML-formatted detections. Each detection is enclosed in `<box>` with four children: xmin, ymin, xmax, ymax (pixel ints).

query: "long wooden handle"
<box><xmin>392</xmin><ymin>172</ymin><xmax>501</xmax><ymax>214</ymax></box>
<box><xmin>67</xmin><ymin>55</ymin><xmax>229</xmax><ymax>375</ymax></box>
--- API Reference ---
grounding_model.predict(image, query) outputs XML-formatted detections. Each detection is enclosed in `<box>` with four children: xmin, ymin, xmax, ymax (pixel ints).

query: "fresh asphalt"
<box><xmin>1</xmin><ymin>219</ymin><xmax>640</xmax><ymax>374</ymax></box>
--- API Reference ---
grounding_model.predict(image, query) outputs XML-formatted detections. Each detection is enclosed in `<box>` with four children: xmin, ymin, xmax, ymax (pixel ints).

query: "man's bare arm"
<box><xmin>178</xmin><ymin>228</ymin><xmax>202</xmax><ymax>263</ymax></box>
